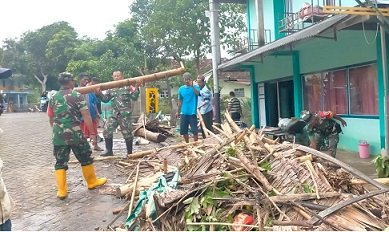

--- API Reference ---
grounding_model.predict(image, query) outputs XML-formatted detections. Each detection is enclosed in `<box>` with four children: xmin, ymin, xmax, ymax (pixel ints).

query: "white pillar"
<box><xmin>209</xmin><ymin>0</ymin><xmax>222</xmax><ymax>123</ymax></box>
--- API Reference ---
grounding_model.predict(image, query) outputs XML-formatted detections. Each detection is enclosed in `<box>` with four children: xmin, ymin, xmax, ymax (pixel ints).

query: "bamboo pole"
<box><xmin>269</xmin><ymin>192</ymin><xmax>341</xmax><ymax>203</ymax></box>
<box><xmin>311</xmin><ymin>188</ymin><xmax>389</xmax><ymax>225</ymax></box>
<box><xmin>197</xmin><ymin>109</ymin><xmax>209</xmax><ymax>138</ymax></box>
<box><xmin>296</xmin><ymin>145</ymin><xmax>386</xmax><ymax>190</ymax></box>
<box><xmin>351</xmin><ymin>177</ymin><xmax>389</xmax><ymax>185</ymax></box>
<box><xmin>185</xmin><ymin>222</ymin><xmax>260</xmax><ymax>228</ymax></box>
<box><xmin>128</xmin><ymin>163</ymin><xmax>140</xmax><ymax>217</ymax></box>
<box><xmin>75</xmin><ymin>63</ymin><xmax>186</xmax><ymax>94</ymax></box>
<box><xmin>127</xmin><ymin>140</ymin><xmax>202</xmax><ymax>159</ymax></box>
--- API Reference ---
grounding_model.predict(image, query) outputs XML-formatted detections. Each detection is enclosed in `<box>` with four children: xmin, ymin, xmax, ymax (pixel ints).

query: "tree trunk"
<box><xmin>134</xmin><ymin>127</ymin><xmax>167</xmax><ymax>143</ymax></box>
<box><xmin>33</xmin><ymin>74</ymin><xmax>47</xmax><ymax>93</ymax></box>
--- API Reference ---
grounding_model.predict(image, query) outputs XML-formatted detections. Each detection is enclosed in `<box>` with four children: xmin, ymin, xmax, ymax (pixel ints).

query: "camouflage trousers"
<box><xmin>316</xmin><ymin>133</ymin><xmax>340</xmax><ymax>158</ymax></box>
<box><xmin>53</xmin><ymin>139</ymin><xmax>93</xmax><ymax>170</ymax></box>
<box><xmin>103</xmin><ymin>113</ymin><xmax>133</xmax><ymax>140</ymax></box>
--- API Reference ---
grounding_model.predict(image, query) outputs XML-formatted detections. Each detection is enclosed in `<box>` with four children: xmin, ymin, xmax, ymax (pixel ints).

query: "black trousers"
<box><xmin>230</xmin><ymin>112</ymin><xmax>241</xmax><ymax>122</ymax></box>
<box><xmin>200</xmin><ymin>110</ymin><xmax>213</xmax><ymax>138</ymax></box>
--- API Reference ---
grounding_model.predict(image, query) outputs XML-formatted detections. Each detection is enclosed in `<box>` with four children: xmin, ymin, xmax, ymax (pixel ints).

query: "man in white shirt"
<box><xmin>196</xmin><ymin>75</ymin><xmax>213</xmax><ymax>138</ymax></box>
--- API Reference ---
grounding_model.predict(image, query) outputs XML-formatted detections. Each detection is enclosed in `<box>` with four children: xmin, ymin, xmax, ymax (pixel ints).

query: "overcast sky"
<box><xmin>0</xmin><ymin>0</ymin><xmax>134</xmax><ymax>45</ymax></box>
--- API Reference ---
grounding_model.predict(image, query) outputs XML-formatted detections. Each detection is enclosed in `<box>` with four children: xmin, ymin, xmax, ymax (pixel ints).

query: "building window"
<box><xmin>303</xmin><ymin>64</ymin><xmax>378</xmax><ymax>116</ymax></box>
<box><xmin>234</xmin><ymin>88</ymin><xmax>245</xmax><ymax>98</ymax></box>
<box><xmin>159</xmin><ymin>89</ymin><xmax>169</xmax><ymax>98</ymax></box>
<box><xmin>349</xmin><ymin>65</ymin><xmax>378</xmax><ymax>115</ymax></box>
<box><xmin>303</xmin><ymin>74</ymin><xmax>322</xmax><ymax>113</ymax></box>
<box><xmin>323</xmin><ymin>70</ymin><xmax>347</xmax><ymax>114</ymax></box>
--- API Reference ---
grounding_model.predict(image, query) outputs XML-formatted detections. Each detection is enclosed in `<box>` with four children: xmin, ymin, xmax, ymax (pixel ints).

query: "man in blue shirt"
<box><xmin>196</xmin><ymin>75</ymin><xmax>213</xmax><ymax>138</ymax></box>
<box><xmin>176</xmin><ymin>72</ymin><xmax>200</xmax><ymax>143</ymax></box>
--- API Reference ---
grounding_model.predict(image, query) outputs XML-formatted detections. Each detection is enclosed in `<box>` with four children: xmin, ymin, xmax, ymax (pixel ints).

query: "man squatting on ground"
<box><xmin>47</xmin><ymin>72</ymin><xmax>107</xmax><ymax>200</ymax></box>
<box><xmin>176</xmin><ymin>72</ymin><xmax>200</xmax><ymax>143</ymax></box>
<box><xmin>96</xmin><ymin>71</ymin><xmax>141</xmax><ymax>157</ymax></box>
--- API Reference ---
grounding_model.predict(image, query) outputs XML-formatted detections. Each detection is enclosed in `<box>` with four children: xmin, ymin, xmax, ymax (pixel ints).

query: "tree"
<box><xmin>131</xmin><ymin>0</ymin><xmax>246</xmax><ymax>75</ymax></box>
<box><xmin>1</xmin><ymin>38</ymin><xmax>33</xmax><ymax>87</ymax></box>
<box><xmin>20</xmin><ymin>21</ymin><xmax>78</xmax><ymax>92</ymax></box>
<box><xmin>67</xmin><ymin>20</ymin><xmax>146</xmax><ymax>82</ymax></box>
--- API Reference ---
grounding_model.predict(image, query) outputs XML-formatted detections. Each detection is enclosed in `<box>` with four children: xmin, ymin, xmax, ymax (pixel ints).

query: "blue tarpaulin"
<box><xmin>125</xmin><ymin>170</ymin><xmax>180</xmax><ymax>230</ymax></box>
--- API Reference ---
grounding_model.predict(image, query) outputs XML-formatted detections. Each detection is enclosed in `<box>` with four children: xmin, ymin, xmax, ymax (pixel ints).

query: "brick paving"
<box><xmin>0</xmin><ymin>112</ymin><xmax>129</xmax><ymax>230</ymax></box>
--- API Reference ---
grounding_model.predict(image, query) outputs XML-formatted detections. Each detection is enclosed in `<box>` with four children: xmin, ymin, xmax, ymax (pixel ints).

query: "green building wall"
<box><xmin>250</xmin><ymin>30</ymin><xmax>381</xmax><ymax>154</ymax></box>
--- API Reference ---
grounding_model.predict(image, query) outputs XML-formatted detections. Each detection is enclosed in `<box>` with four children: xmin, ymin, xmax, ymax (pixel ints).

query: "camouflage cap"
<box><xmin>58</xmin><ymin>72</ymin><xmax>74</xmax><ymax>82</ymax></box>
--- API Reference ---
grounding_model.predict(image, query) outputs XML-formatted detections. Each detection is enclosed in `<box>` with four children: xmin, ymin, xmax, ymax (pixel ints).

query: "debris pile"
<box><xmin>107</xmin><ymin>113</ymin><xmax>389</xmax><ymax>231</ymax></box>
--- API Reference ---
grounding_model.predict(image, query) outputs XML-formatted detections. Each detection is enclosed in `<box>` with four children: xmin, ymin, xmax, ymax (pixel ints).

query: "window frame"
<box><xmin>302</xmin><ymin>62</ymin><xmax>379</xmax><ymax>118</ymax></box>
<box><xmin>234</xmin><ymin>88</ymin><xmax>245</xmax><ymax>98</ymax></box>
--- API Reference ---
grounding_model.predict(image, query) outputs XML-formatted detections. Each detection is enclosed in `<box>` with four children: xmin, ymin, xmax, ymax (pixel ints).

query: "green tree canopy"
<box><xmin>131</xmin><ymin>0</ymin><xmax>246</xmax><ymax>74</ymax></box>
<box><xmin>6</xmin><ymin>21</ymin><xmax>80</xmax><ymax>92</ymax></box>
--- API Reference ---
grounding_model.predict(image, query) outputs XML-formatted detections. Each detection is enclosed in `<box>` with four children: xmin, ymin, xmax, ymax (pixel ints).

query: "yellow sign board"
<box><xmin>145</xmin><ymin>88</ymin><xmax>159</xmax><ymax>113</ymax></box>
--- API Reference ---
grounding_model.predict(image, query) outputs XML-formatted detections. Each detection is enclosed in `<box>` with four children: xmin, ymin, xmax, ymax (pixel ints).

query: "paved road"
<box><xmin>0</xmin><ymin>112</ymin><xmax>128</xmax><ymax>230</ymax></box>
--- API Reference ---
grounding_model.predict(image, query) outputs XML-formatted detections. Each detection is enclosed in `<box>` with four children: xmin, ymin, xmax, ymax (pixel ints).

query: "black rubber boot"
<box><xmin>101</xmin><ymin>138</ymin><xmax>113</xmax><ymax>157</ymax></box>
<box><xmin>125</xmin><ymin>138</ymin><xmax>133</xmax><ymax>157</ymax></box>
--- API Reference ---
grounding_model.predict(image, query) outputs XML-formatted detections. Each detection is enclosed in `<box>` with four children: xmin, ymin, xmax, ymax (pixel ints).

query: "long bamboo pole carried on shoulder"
<box><xmin>75</xmin><ymin>62</ymin><xmax>186</xmax><ymax>94</ymax></box>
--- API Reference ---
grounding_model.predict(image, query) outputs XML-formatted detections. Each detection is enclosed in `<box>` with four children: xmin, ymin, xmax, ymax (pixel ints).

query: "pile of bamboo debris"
<box><xmin>107</xmin><ymin>113</ymin><xmax>389</xmax><ymax>231</ymax></box>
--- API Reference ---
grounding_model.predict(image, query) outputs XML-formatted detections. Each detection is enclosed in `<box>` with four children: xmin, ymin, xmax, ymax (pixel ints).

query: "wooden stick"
<box><xmin>269</xmin><ymin>192</ymin><xmax>341</xmax><ymax>203</ymax></box>
<box><xmin>250</xmin><ymin>178</ymin><xmax>289</xmax><ymax>220</ymax></box>
<box><xmin>351</xmin><ymin>177</ymin><xmax>389</xmax><ymax>185</ymax></box>
<box><xmin>128</xmin><ymin>163</ymin><xmax>140</xmax><ymax>217</ymax></box>
<box><xmin>272</xmin><ymin>220</ymin><xmax>313</xmax><ymax>228</ymax></box>
<box><xmin>237</xmin><ymin>151</ymin><xmax>273</xmax><ymax>192</ymax></box>
<box><xmin>311</xmin><ymin>188</ymin><xmax>389</xmax><ymax>225</ymax></box>
<box><xmin>212</xmin><ymin>125</ymin><xmax>230</xmax><ymax>137</ymax></box>
<box><xmin>197</xmin><ymin>109</ymin><xmax>209</xmax><ymax>138</ymax></box>
<box><xmin>127</xmin><ymin>140</ymin><xmax>202</xmax><ymax>159</ymax></box>
<box><xmin>289</xmin><ymin>201</ymin><xmax>339</xmax><ymax>230</ymax></box>
<box><xmin>204</xmin><ymin>127</ymin><xmax>223</xmax><ymax>143</ymax></box>
<box><xmin>107</xmin><ymin>201</ymin><xmax>132</xmax><ymax>229</ymax></box>
<box><xmin>304</xmin><ymin>160</ymin><xmax>320</xmax><ymax>199</ymax></box>
<box><xmin>297</xmin><ymin>145</ymin><xmax>386</xmax><ymax>189</ymax></box>
<box><xmin>186</xmin><ymin>222</ymin><xmax>260</xmax><ymax>228</ymax></box>
<box><xmin>76</xmin><ymin>62</ymin><xmax>186</xmax><ymax>94</ymax></box>
<box><xmin>125</xmin><ymin>166</ymin><xmax>137</xmax><ymax>184</ymax></box>
<box><xmin>224</xmin><ymin>111</ymin><xmax>242</xmax><ymax>133</ymax></box>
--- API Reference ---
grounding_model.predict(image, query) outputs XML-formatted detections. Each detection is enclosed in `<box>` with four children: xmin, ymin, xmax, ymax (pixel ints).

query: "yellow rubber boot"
<box><xmin>55</xmin><ymin>169</ymin><xmax>68</xmax><ymax>200</ymax></box>
<box><xmin>81</xmin><ymin>164</ymin><xmax>107</xmax><ymax>189</ymax></box>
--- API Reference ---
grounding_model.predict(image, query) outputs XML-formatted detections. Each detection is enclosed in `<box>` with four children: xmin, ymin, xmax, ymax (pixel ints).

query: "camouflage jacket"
<box><xmin>99</xmin><ymin>87</ymin><xmax>139</xmax><ymax>116</ymax></box>
<box><xmin>49</xmin><ymin>88</ymin><xmax>88</xmax><ymax>145</ymax></box>
<box><xmin>306</xmin><ymin>118</ymin><xmax>341</xmax><ymax>137</ymax></box>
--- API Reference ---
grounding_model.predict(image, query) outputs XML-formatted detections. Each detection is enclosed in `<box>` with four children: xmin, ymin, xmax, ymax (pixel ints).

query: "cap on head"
<box><xmin>300</xmin><ymin>110</ymin><xmax>313</xmax><ymax>122</ymax></box>
<box><xmin>58</xmin><ymin>72</ymin><xmax>74</xmax><ymax>84</ymax></box>
<box><xmin>183</xmin><ymin>72</ymin><xmax>192</xmax><ymax>81</ymax></box>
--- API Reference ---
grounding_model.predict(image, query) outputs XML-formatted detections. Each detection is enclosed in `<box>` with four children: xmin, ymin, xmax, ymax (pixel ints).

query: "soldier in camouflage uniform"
<box><xmin>96</xmin><ymin>71</ymin><xmax>141</xmax><ymax>157</ymax></box>
<box><xmin>301</xmin><ymin>110</ymin><xmax>347</xmax><ymax>158</ymax></box>
<box><xmin>47</xmin><ymin>72</ymin><xmax>107</xmax><ymax>200</ymax></box>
